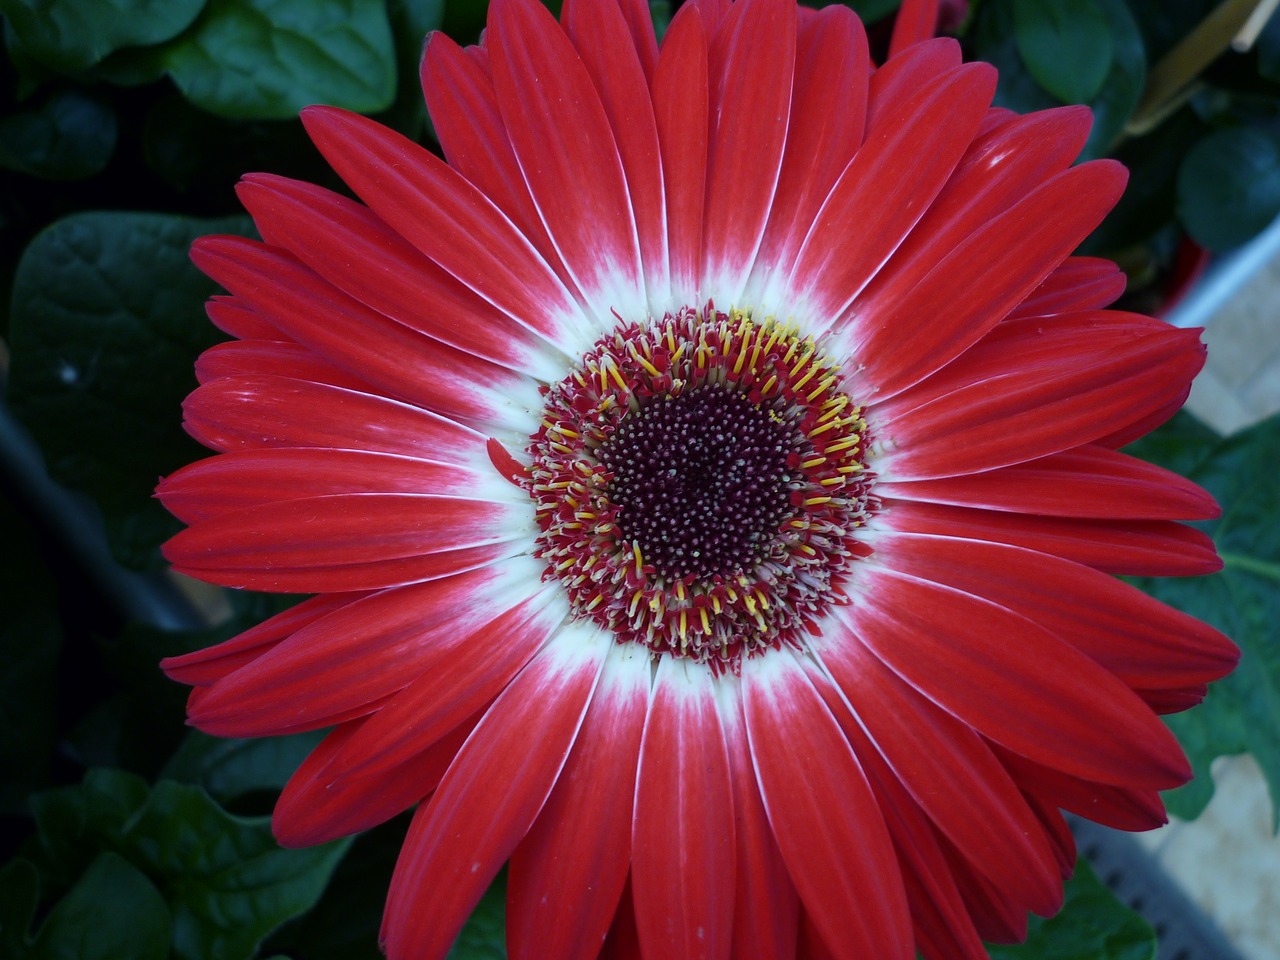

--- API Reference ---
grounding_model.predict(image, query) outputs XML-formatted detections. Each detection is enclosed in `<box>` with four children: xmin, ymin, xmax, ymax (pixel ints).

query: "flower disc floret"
<box><xmin>528</xmin><ymin>305</ymin><xmax>876</xmax><ymax>664</ymax></box>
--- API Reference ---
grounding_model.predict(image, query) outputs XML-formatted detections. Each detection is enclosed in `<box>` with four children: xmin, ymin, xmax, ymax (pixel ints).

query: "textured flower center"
<box><xmin>600</xmin><ymin>384</ymin><xmax>796</xmax><ymax>582</ymax></box>
<box><xmin>528</xmin><ymin>306</ymin><xmax>876</xmax><ymax>666</ymax></box>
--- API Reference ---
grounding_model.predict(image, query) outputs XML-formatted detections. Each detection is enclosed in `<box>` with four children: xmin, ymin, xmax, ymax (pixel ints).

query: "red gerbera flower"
<box><xmin>158</xmin><ymin>0</ymin><xmax>1238</xmax><ymax>957</ymax></box>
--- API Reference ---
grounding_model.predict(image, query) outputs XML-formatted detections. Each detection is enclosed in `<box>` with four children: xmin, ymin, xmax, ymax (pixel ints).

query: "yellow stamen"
<box><xmin>792</xmin><ymin>364</ymin><xmax>820</xmax><ymax>393</ymax></box>
<box><xmin>805</xmin><ymin>375</ymin><xmax>836</xmax><ymax>403</ymax></box>
<box><xmin>824</xmin><ymin>436</ymin><xmax>860</xmax><ymax>453</ymax></box>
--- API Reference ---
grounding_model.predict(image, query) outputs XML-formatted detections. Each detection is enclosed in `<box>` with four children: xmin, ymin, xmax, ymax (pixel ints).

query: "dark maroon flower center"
<box><xmin>601</xmin><ymin>384</ymin><xmax>798</xmax><ymax>582</ymax></box>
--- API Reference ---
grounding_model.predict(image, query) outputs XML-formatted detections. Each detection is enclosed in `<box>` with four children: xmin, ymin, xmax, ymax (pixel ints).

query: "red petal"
<box><xmin>181</xmin><ymin>375</ymin><xmax>483</xmax><ymax>462</ymax></box>
<box><xmin>235</xmin><ymin>174</ymin><xmax>563</xmax><ymax>379</ymax></box>
<box><xmin>420</xmin><ymin>32</ymin><xmax>575</xmax><ymax>295</ymax></box>
<box><xmin>797</xmin><ymin>912</ymin><xmax>839</xmax><ymax>960</ymax></box>
<box><xmin>273</xmin><ymin>712</ymin><xmax>478</xmax><ymax>847</ymax></box>
<box><xmin>206</xmin><ymin>296</ymin><xmax>278</xmax><ymax>340</ymax></box>
<box><xmin>563</xmin><ymin>0</ymin><xmax>670</xmax><ymax>307</ymax></box>
<box><xmin>310</xmin><ymin>582</ymin><xmax>566</xmax><ymax>782</ymax></box>
<box><xmin>651</xmin><ymin>3</ymin><xmax>708</xmax><ymax>304</ymax></box>
<box><xmin>719</xmin><ymin>675</ymin><xmax>800</xmax><ymax>960</ymax></box>
<box><xmin>1008</xmin><ymin>256</ymin><xmax>1127</xmax><ymax>319</ymax></box>
<box><xmin>695</xmin><ymin>0</ymin><xmax>732</xmax><ymax>34</ymax></box>
<box><xmin>850</xmin><ymin>160</ymin><xmax>1126</xmax><ymax>399</ymax></box>
<box><xmin>882</xmin><ymin>499</ymin><xmax>1223</xmax><ymax>576</ymax></box>
<box><xmin>875</xmin><ymin>314</ymin><xmax>1207</xmax><ymax>479</ymax></box>
<box><xmin>508</xmin><ymin>644</ymin><xmax>651</xmax><ymax>960</ymax></box>
<box><xmin>300</xmin><ymin>105</ymin><xmax>591</xmax><ymax>352</ymax></box>
<box><xmin>194</xmin><ymin>339</ymin><xmax>373</xmax><ymax>392</ymax></box>
<box><xmin>804</xmin><ymin>663</ymin><xmax>990</xmax><ymax>960</ymax></box>
<box><xmin>157</xmin><ymin>448</ymin><xmax>513</xmax><ymax>525</ymax></box>
<box><xmin>701</xmin><ymin>0</ymin><xmax>796</xmax><ymax>302</ymax></box>
<box><xmin>191</xmin><ymin>236</ymin><xmax>524</xmax><ymax>426</ymax></box>
<box><xmin>997</xmin><ymin>746</ymin><xmax>1169</xmax><ymax>832</ymax></box>
<box><xmin>848</xmin><ymin>106</ymin><xmax>1092</xmax><ymax>329</ymax></box>
<box><xmin>632</xmin><ymin>656</ymin><xmax>736</xmax><ymax>960</ymax></box>
<box><xmin>164</xmin><ymin>492</ymin><xmax>527</xmax><ymax>594</ymax></box>
<box><xmin>599</xmin><ymin>879</ymin><xmax>642</xmax><ymax>960</ymax></box>
<box><xmin>818</xmin><ymin>632</ymin><xmax>1063</xmax><ymax>915</ymax></box>
<box><xmin>488</xmin><ymin>0</ymin><xmax>645</xmax><ymax>317</ymax></box>
<box><xmin>789</xmin><ymin>61</ymin><xmax>994</xmax><ymax>327</ymax></box>
<box><xmin>1094</xmin><ymin>387</ymin><xmax>1193</xmax><ymax>450</ymax></box>
<box><xmin>613</xmin><ymin>0</ymin><xmax>659</xmax><ymax>83</ymax></box>
<box><xmin>747</xmin><ymin>6</ymin><xmax>869</xmax><ymax>306</ymax></box>
<box><xmin>380</xmin><ymin>628</ymin><xmax>608</xmax><ymax>959</ymax></box>
<box><xmin>878</xmin><ymin>444</ymin><xmax>1219</xmax><ymax>520</ymax></box>
<box><xmin>185</xmin><ymin>562</ymin><xmax>540</xmax><ymax>736</ymax></box>
<box><xmin>836</xmin><ymin>567</ymin><xmax>1191</xmax><ymax>790</ymax></box>
<box><xmin>940</xmin><ymin>834</ymin><xmax>1029</xmax><ymax>943</ymax></box>
<box><xmin>1021</xmin><ymin>788</ymin><xmax>1076</xmax><ymax>878</ymax></box>
<box><xmin>864</xmin><ymin>38</ymin><xmax>962</xmax><ymax>143</ymax></box>
<box><xmin>160</xmin><ymin>592</ymin><xmax>365</xmax><ymax>686</ymax></box>
<box><xmin>742</xmin><ymin>648</ymin><xmax>913</xmax><ymax>960</ymax></box>
<box><xmin>977</xmin><ymin>106</ymin><xmax>1020</xmax><ymax>138</ymax></box>
<box><xmin>889</xmin><ymin>0</ymin><xmax>939</xmax><ymax>56</ymax></box>
<box><xmin>174</xmin><ymin>544</ymin><xmax>518</xmax><ymax>594</ymax></box>
<box><xmin>870</xmin><ymin>532</ymin><xmax>1237</xmax><ymax>692</ymax></box>
<box><xmin>1140</xmin><ymin>685</ymin><xmax>1209</xmax><ymax>714</ymax></box>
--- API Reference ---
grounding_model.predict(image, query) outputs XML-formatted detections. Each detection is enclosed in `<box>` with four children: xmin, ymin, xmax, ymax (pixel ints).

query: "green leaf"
<box><xmin>6</xmin><ymin>211</ymin><xmax>252</xmax><ymax>569</ymax></box>
<box><xmin>25</xmin><ymin>770</ymin><xmax>351</xmax><ymax>960</ymax></box>
<box><xmin>29</xmin><ymin>769</ymin><xmax>152</xmax><ymax>887</ymax></box>
<box><xmin>0</xmin><ymin>88</ymin><xmax>117</xmax><ymax>180</ymax></box>
<box><xmin>1127</xmin><ymin>413</ymin><xmax>1280</xmax><ymax>825</ymax></box>
<box><xmin>126</xmin><ymin>780</ymin><xmax>350</xmax><ymax>960</ymax></box>
<box><xmin>1012</xmin><ymin>0</ymin><xmax>1114</xmax><ymax>104</ymax></box>
<box><xmin>987</xmin><ymin>858</ymin><xmax>1155</xmax><ymax>959</ymax></box>
<box><xmin>156</xmin><ymin>0</ymin><xmax>397</xmax><ymax>120</ymax></box>
<box><xmin>1176</xmin><ymin>127</ymin><xmax>1280</xmax><ymax>252</ymax></box>
<box><xmin>162</xmin><ymin>730</ymin><xmax>325</xmax><ymax>806</ymax></box>
<box><xmin>0</xmin><ymin>0</ymin><xmax>206</xmax><ymax>72</ymax></box>
<box><xmin>972</xmin><ymin>0</ymin><xmax>1144</xmax><ymax>160</ymax></box>
<box><xmin>31</xmin><ymin>853</ymin><xmax>171</xmax><ymax>960</ymax></box>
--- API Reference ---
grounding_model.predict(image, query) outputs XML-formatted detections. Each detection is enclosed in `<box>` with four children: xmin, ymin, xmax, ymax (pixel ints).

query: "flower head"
<box><xmin>159</xmin><ymin>0</ymin><xmax>1238</xmax><ymax>957</ymax></box>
